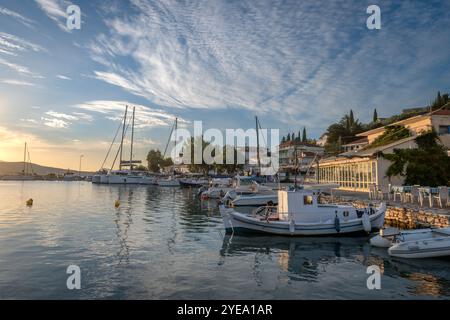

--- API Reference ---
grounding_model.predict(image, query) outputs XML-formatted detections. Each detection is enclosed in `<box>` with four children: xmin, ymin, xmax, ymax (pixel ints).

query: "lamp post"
<box><xmin>79</xmin><ymin>155</ymin><xmax>84</xmax><ymax>178</ymax></box>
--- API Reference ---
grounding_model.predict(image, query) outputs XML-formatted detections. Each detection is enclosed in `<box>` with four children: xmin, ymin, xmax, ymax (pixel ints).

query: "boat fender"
<box><xmin>334</xmin><ymin>217</ymin><xmax>340</xmax><ymax>233</ymax></box>
<box><xmin>334</xmin><ymin>213</ymin><xmax>340</xmax><ymax>233</ymax></box>
<box><xmin>289</xmin><ymin>217</ymin><xmax>295</xmax><ymax>234</ymax></box>
<box><xmin>362</xmin><ymin>211</ymin><xmax>371</xmax><ymax>233</ymax></box>
<box><xmin>26</xmin><ymin>198</ymin><xmax>33</xmax><ymax>206</ymax></box>
<box><xmin>114</xmin><ymin>200</ymin><xmax>120</xmax><ymax>208</ymax></box>
<box><xmin>370</xmin><ymin>234</ymin><xmax>392</xmax><ymax>248</ymax></box>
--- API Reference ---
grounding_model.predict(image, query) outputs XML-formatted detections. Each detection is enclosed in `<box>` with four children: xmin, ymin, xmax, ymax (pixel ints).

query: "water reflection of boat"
<box><xmin>220</xmin><ymin>235</ymin><xmax>370</xmax><ymax>282</ymax></box>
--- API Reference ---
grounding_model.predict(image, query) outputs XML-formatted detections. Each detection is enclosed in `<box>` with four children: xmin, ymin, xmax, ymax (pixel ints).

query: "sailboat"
<box><xmin>157</xmin><ymin>117</ymin><xmax>180</xmax><ymax>187</ymax></box>
<box><xmin>93</xmin><ymin>105</ymin><xmax>149</xmax><ymax>184</ymax></box>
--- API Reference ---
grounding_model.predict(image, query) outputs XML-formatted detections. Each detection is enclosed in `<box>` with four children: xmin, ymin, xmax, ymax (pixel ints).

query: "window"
<box><xmin>304</xmin><ymin>195</ymin><xmax>313</xmax><ymax>205</ymax></box>
<box><xmin>438</xmin><ymin>125</ymin><xmax>450</xmax><ymax>135</ymax></box>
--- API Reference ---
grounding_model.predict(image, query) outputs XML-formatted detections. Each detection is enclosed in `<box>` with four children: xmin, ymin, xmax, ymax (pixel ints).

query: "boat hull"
<box><xmin>389</xmin><ymin>238</ymin><xmax>450</xmax><ymax>258</ymax></box>
<box><xmin>157</xmin><ymin>179</ymin><xmax>180</xmax><ymax>187</ymax></box>
<box><xmin>219</xmin><ymin>203</ymin><xmax>386</xmax><ymax>236</ymax></box>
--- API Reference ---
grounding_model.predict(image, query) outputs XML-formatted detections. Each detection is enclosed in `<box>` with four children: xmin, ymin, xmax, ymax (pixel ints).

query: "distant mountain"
<box><xmin>0</xmin><ymin>162</ymin><xmax>93</xmax><ymax>176</ymax></box>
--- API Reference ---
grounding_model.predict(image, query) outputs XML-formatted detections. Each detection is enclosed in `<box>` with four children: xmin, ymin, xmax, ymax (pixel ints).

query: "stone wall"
<box><xmin>321</xmin><ymin>194</ymin><xmax>450</xmax><ymax>229</ymax></box>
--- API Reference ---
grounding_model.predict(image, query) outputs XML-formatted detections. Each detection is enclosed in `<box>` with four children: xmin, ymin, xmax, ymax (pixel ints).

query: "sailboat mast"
<box><xmin>255</xmin><ymin>116</ymin><xmax>261</xmax><ymax>174</ymax></box>
<box><xmin>23</xmin><ymin>142</ymin><xmax>27</xmax><ymax>175</ymax></box>
<box><xmin>173</xmin><ymin>117</ymin><xmax>177</xmax><ymax>175</ymax></box>
<box><xmin>119</xmin><ymin>105</ymin><xmax>128</xmax><ymax>170</ymax></box>
<box><xmin>129</xmin><ymin>107</ymin><xmax>135</xmax><ymax>171</ymax></box>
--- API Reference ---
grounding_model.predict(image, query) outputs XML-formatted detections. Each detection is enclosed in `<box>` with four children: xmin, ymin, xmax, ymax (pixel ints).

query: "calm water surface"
<box><xmin>1</xmin><ymin>181</ymin><xmax>450</xmax><ymax>299</ymax></box>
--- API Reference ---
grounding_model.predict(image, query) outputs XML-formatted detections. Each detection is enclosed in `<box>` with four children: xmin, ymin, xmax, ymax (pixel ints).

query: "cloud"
<box><xmin>73</xmin><ymin>100</ymin><xmax>186</xmax><ymax>128</ymax></box>
<box><xmin>41</xmin><ymin>117</ymin><xmax>70</xmax><ymax>128</ymax></box>
<box><xmin>39</xmin><ymin>110</ymin><xmax>94</xmax><ymax>128</ymax></box>
<box><xmin>0</xmin><ymin>57</ymin><xmax>43</xmax><ymax>78</ymax></box>
<box><xmin>56</xmin><ymin>74</ymin><xmax>71</xmax><ymax>80</ymax></box>
<box><xmin>34</xmin><ymin>0</ymin><xmax>72</xmax><ymax>32</ymax></box>
<box><xmin>1</xmin><ymin>79</ymin><xmax>35</xmax><ymax>86</ymax></box>
<box><xmin>85</xmin><ymin>0</ymin><xmax>450</xmax><ymax>134</ymax></box>
<box><xmin>0</xmin><ymin>32</ymin><xmax>47</xmax><ymax>54</ymax></box>
<box><xmin>0</xmin><ymin>6</ymin><xmax>35</xmax><ymax>28</ymax></box>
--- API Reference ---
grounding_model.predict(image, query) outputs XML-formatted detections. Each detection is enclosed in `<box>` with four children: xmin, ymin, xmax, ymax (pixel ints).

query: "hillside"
<box><xmin>0</xmin><ymin>162</ymin><xmax>93</xmax><ymax>176</ymax></box>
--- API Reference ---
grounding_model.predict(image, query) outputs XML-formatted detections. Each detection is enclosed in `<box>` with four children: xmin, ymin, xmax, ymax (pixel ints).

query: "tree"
<box><xmin>297</xmin><ymin>130</ymin><xmax>301</xmax><ymax>142</ymax></box>
<box><xmin>324</xmin><ymin>111</ymin><xmax>364</xmax><ymax>155</ymax></box>
<box><xmin>431</xmin><ymin>91</ymin><xmax>450</xmax><ymax>110</ymax></box>
<box><xmin>146</xmin><ymin>149</ymin><xmax>172</xmax><ymax>172</ymax></box>
<box><xmin>382</xmin><ymin>130</ymin><xmax>450</xmax><ymax>186</ymax></box>
<box><xmin>287</xmin><ymin>133</ymin><xmax>291</xmax><ymax>141</ymax></box>
<box><xmin>302</xmin><ymin>127</ymin><xmax>307</xmax><ymax>143</ymax></box>
<box><xmin>373</xmin><ymin>109</ymin><xmax>378</xmax><ymax>123</ymax></box>
<box><xmin>281</xmin><ymin>136</ymin><xmax>286</xmax><ymax>143</ymax></box>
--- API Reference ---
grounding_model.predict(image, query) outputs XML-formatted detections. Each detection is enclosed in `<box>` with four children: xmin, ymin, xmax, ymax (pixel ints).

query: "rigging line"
<box><xmin>111</xmin><ymin>115</ymin><xmax>132</xmax><ymax>170</ymax></box>
<box><xmin>27</xmin><ymin>150</ymin><xmax>34</xmax><ymax>175</ymax></box>
<box><xmin>100</xmin><ymin>114</ymin><xmax>126</xmax><ymax>170</ymax></box>
<box><xmin>162</xmin><ymin>120</ymin><xmax>175</xmax><ymax>159</ymax></box>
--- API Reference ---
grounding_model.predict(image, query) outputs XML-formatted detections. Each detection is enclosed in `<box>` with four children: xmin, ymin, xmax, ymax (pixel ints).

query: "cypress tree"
<box><xmin>302</xmin><ymin>127</ymin><xmax>307</xmax><ymax>142</ymax></box>
<box><xmin>373</xmin><ymin>108</ymin><xmax>378</xmax><ymax>123</ymax></box>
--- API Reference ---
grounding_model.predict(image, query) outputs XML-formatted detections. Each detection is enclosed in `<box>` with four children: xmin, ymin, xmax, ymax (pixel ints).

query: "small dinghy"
<box><xmin>370</xmin><ymin>227</ymin><xmax>450</xmax><ymax>258</ymax></box>
<box><xmin>219</xmin><ymin>189</ymin><xmax>386</xmax><ymax>236</ymax></box>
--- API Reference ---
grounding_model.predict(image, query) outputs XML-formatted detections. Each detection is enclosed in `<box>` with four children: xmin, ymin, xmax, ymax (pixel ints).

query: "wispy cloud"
<box><xmin>56</xmin><ymin>74</ymin><xmax>71</xmax><ymax>80</ymax></box>
<box><xmin>1</xmin><ymin>79</ymin><xmax>36</xmax><ymax>86</ymax></box>
<box><xmin>39</xmin><ymin>110</ymin><xmax>94</xmax><ymax>128</ymax></box>
<box><xmin>0</xmin><ymin>6</ymin><xmax>35</xmax><ymax>28</ymax></box>
<box><xmin>41</xmin><ymin>117</ymin><xmax>70</xmax><ymax>129</ymax></box>
<box><xmin>34</xmin><ymin>0</ymin><xmax>71</xmax><ymax>32</ymax></box>
<box><xmin>0</xmin><ymin>57</ymin><xmax>43</xmax><ymax>78</ymax></box>
<box><xmin>73</xmin><ymin>100</ymin><xmax>186</xmax><ymax>128</ymax></box>
<box><xmin>0</xmin><ymin>32</ymin><xmax>47</xmax><ymax>54</ymax></box>
<box><xmin>86</xmin><ymin>0</ymin><xmax>450</xmax><ymax>131</ymax></box>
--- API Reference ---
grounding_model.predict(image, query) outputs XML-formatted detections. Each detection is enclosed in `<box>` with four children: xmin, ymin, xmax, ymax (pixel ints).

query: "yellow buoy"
<box><xmin>115</xmin><ymin>200</ymin><xmax>120</xmax><ymax>208</ymax></box>
<box><xmin>26</xmin><ymin>198</ymin><xmax>33</xmax><ymax>206</ymax></box>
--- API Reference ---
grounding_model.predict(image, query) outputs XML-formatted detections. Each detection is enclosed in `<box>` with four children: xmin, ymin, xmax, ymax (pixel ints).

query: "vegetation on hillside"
<box><xmin>362</xmin><ymin>125</ymin><xmax>411</xmax><ymax>150</ymax></box>
<box><xmin>323</xmin><ymin>91</ymin><xmax>449</xmax><ymax>156</ymax></box>
<box><xmin>382</xmin><ymin>130</ymin><xmax>450</xmax><ymax>187</ymax></box>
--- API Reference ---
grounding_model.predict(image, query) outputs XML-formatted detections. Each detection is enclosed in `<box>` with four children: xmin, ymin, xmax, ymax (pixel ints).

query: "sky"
<box><xmin>0</xmin><ymin>0</ymin><xmax>449</xmax><ymax>171</ymax></box>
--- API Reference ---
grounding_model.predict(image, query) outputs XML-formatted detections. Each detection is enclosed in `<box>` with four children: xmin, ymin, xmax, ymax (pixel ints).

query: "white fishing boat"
<box><xmin>200</xmin><ymin>178</ymin><xmax>233</xmax><ymax>199</ymax></box>
<box><xmin>219</xmin><ymin>189</ymin><xmax>386</xmax><ymax>236</ymax></box>
<box><xmin>370</xmin><ymin>227</ymin><xmax>450</xmax><ymax>258</ymax></box>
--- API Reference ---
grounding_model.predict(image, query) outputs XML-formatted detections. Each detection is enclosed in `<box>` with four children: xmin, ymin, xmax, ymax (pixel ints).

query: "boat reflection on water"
<box><xmin>369</xmin><ymin>246</ymin><xmax>450</xmax><ymax>297</ymax></box>
<box><xmin>219</xmin><ymin>234</ymin><xmax>373</xmax><ymax>283</ymax></box>
<box><xmin>219</xmin><ymin>234</ymin><xmax>450</xmax><ymax>298</ymax></box>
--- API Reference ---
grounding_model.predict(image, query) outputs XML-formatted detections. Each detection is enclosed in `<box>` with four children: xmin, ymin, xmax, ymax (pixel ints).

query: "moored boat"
<box><xmin>370</xmin><ymin>227</ymin><xmax>450</xmax><ymax>258</ymax></box>
<box><xmin>219</xmin><ymin>189</ymin><xmax>385</xmax><ymax>236</ymax></box>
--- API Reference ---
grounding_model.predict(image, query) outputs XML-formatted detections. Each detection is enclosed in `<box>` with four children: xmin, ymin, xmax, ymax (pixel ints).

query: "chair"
<box><xmin>403</xmin><ymin>185</ymin><xmax>419</xmax><ymax>204</ymax></box>
<box><xmin>418</xmin><ymin>187</ymin><xmax>430</xmax><ymax>207</ymax></box>
<box><xmin>368</xmin><ymin>183</ymin><xmax>383</xmax><ymax>200</ymax></box>
<box><xmin>392</xmin><ymin>186</ymin><xmax>404</xmax><ymax>202</ymax></box>
<box><xmin>432</xmin><ymin>186</ymin><xmax>448</xmax><ymax>208</ymax></box>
